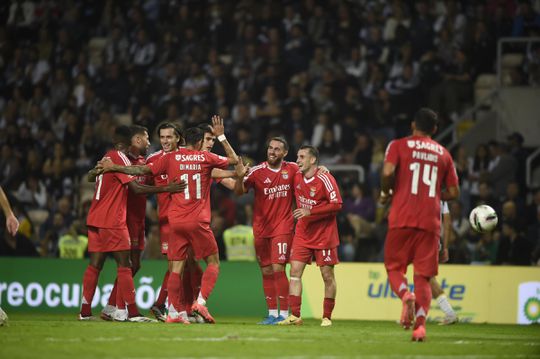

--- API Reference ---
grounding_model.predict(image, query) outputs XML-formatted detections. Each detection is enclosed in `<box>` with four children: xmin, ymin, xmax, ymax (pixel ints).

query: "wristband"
<box><xmin>217</xmin><ymin>134</ymin><xmax>227</xmax><ymax>142</ymax></box>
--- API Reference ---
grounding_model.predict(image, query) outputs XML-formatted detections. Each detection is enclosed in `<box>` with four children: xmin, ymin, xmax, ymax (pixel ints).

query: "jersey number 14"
<box><xmin>409</xmin><ymin>162</ymin><xmax>437</xmax><ymax>198</ymax></box>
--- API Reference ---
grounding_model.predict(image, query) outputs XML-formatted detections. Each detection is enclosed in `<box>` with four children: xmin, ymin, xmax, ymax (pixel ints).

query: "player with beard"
<box><xmin>234</xmin><ymin>137</ymin><xmax>299</xmax><ymax>324</ymax></box>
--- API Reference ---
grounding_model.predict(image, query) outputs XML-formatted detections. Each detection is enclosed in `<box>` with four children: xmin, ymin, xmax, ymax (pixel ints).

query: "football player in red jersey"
<box><xmin>380</xmin><ymin>108</ymin><xmax>459</xmax><ymax>341</ymax></box>
<box><xmin>234</xmin><ymin>137</ymin><xmax>298</xmax><ymax>324</ymax></box>
<box><xmin>97</xmin><ymin>117</ymin><xmax>240</xmax><ymax>324</ymax></box>
<box><xmin>277</xmin><ymin>145</ymin><xmax>342</xmax><ymax>327</ymax></box>
<box><xmin>80</xmin><ymin>125</ymin><xmax>185</xmax><ymax>322</ymax></box>
<box><xmin>101</xmin><ymin>125</ymin><xmax>153</xmax><ymax>321</ymax></box>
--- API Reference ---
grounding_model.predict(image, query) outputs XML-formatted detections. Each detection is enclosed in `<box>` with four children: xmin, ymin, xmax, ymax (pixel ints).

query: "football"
<box><xmin>469</xmin><ymin>205</ymin><xmax>498</xmax><ymax>233</ymax></box>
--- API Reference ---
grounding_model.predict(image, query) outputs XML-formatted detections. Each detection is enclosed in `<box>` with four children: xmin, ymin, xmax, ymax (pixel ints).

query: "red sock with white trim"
<box><xmin>167</xmin><ymin>272</ymin><xmax>183</xmax><ymax>315</ymax></box>
<box><xmin>117</xmin><ymin>267</ymin><xmax>138</xmax><ymax>317</ymax></box>
<box><xmin>80</xmin><ymin>265</ymin><xmax>100</xmax><ymax>316</ymax></box>
<box><xmin>387</xmin><ymin>270</ymin><xmax>409</xmax><ymax>299</ymax></box>
<box><xmin>274</xmin><ymin>270</ymin><xmax>289</xmax><ymax>317</ymax></box>
<box><xmin>413</xmin><ymin>274</ymin><xmax>431</xmax><ymax>328</ymax></box>
<box><xmin>262</xmin><ymin>273</ymin><xmax>277</xmax><ymax>314</ymax></box>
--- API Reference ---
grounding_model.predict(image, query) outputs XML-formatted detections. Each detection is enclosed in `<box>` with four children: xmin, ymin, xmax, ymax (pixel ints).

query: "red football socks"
<box><xmin>167</xmin><ymin>271</ymin><xmax>183</xmax><ymax>313</ymax></box>
<box><xmin>200</xmin><ymin>264</ymin><xmax>219</xmax><ymax>300</ymax></box>
<box><xmin>155</xmin><ymin>270</ymin><xmax>170</xmax><ymax>306</ymax></box>
<box><xmin>117</xmin><ymin>267</ymin><xmax>138</xmax><ymax>317</ymax></box>
<box><xmin>182</xmin><ymin>268</ymin><xmax>193</xmax><ymax>312</ymax></box>
<box><xmin>108</xmin><ymin>278</ymin><xmax>118</xmax><ymax>306</ymax></box>
<box><xmin>413</xmin><ymin>274</ymin><xmax>431</xmax><ymax>328</ymax></box>
<box><xmin>289</xmin><ymin>295</ymin><xmax>302</xmax><ymax>317</ymax></box>
<box><xmin>387</xmin><ymin>270</ymin><xmax>409</xmax><ymax>299</ymax></box>
<box><xmin>190</xmin><ymin>263</ymin><xmax>203</xmax><ymax>301</ymax></box>
<box><xmin>262</xmin><ymin>273</ymin><xmax>277</xmax><ymax>311</ymax></box>
<box><xmin>274</xmin><ymin>270</ymin><xmax>289</xmax><ymax>312</ymax></box>
<box><xmin>323</xmin><ymin>297</ymin><xmax>335</xmax><ymax>319</ymax></box>
<box><xmin>80</xmin><ymin>265</ymin><xmax>100</xmax><ymax>316</ymax></box>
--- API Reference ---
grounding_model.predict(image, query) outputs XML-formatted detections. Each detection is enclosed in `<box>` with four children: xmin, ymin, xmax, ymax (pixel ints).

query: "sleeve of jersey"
<box><xmin>384</xmin><ymin>140</ymin><xmax>398</xmax><ymax>165</ymax></box>
<box><xmin>112</xmin><ymin>151</ymin><xmax>135</xmax><ymax>185</ymax></box>
<box><xmin>243</xmin><ymin>169</ymin><xmax>255</xmax><ymax>189</ymax></box>
<box><xmin>307</xmin><ymin>174</ymin><xmax>342</xmax><ymax>218</ymax></box>
<box><xmin>148</xmin><ymin>154</ymin><xmax>165</xmax><ymax>177</ymax></box>
<box><xmin>209</xmin><ymin>152</ymin><xmax>229</xmax><ymax>170</ymax></box>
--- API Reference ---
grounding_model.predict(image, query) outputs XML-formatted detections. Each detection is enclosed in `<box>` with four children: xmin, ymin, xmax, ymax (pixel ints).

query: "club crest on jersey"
<box><xmin>281</xmin><ymin>170</ymin><xmax>288</xmax><ymax>179</ymax></box>
<box><xmin>175</xmin><ymin>154</ymin><xmax>181</xmax><ymax>161</ymax></box>
<box><xmin>407</xmin><ymin>140</ymin><xmax>415</xmax><ymax>148</ymax></box>
<box><xmin>310</xmin><ymin>186</ymin><xmax>316</xmax><ymax>197</ymax></box>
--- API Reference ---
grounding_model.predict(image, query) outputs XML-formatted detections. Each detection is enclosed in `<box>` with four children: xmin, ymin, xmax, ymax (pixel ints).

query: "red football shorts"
<box><xmin>159</xmin><ymin>219</ymin><xmax>170</xmax><ymax>255</ymax></box>
<box><xmin>87</xmin><ymin>226</ymin><xmax>130</xmax><ymax>253</ymax></box>
<box><xmin>169</xmin><ymin>221</ymin><xmax>218</xmax><ymax>261</ymax></box>
<box><xmin>290</xmin><ymin>243</ymin><xmax>339</xmax><ymax>266</ymax></box>
<box><xmin>127</xmin><ymin>220</ymin><xmax>145</xmax><ymax>251</ymax></box>
<box><xmin>255</xmin><ymin>233</ymin><xmax>293</xmax><ymax>267</ymax></box>
<box><xmin>384</xmin><ymin>227</ymin><xmax>439</xmax><ymax>277</ymax></box>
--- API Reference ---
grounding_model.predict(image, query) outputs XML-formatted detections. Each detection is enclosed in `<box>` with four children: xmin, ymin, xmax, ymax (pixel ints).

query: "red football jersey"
<box><xmin>146</xmin><ymin>150</ymin><xmax>171</xmax><ymax>222</ymax></box>
<box><xmin>126</xmin><ymin>154</ymin><xmax>148</xmax><ymax>225</ymax></box>
<box><xmin>243</xmin><ymin>161</ymin><xmax>298</xmax><ymax>238</ymax></box>
<box><xmin>293</xmin><ymin>172</ymin><xmax>343</xmax><ymax>249</ymax></box>
<box><xmin>384</xmin><ymin>135</ymin><xmax>459</xmax><ymax>234</ymax></box>
<box><xmin>150</xmin><ymin>147</ymin><xmax>229</xmax><ymax>224</ymax></box>
<box><xmin>87</xmin><ymin>150</ymin><xmax>135</xmax><ymax>229</ymax></box>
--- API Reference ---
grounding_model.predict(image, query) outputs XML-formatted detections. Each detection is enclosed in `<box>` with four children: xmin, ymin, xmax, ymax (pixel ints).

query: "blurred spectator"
<box><xmin>496</xmin><ymin>221</ymin><xmax>532</xmax><ymax>265</ymax></box>
<box><xmin>486</xmin><ymin>141</ymin><xmax>518</xmax><ymax>201</ymax></box>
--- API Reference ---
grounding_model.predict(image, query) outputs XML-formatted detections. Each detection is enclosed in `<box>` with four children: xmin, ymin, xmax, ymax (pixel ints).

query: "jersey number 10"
<box><xmin>409</xmin><ymin>162</ymin><xmax>437</xmax><ymax>198</ymax></box>
<box><xmin>180</xmin><ymin>173</ymin><xmax>202</xmax><ymax>199</ymax></box>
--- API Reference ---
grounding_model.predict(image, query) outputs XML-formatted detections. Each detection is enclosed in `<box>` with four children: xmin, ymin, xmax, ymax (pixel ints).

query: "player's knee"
<box><xmin>261</xmin><ymin>266</ymin><xmax>273</xmax><ymax>276</ymax></box>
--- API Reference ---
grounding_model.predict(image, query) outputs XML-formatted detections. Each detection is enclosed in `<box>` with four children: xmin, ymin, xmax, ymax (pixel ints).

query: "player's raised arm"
<box><xmin>211</xmin><ymin>115</ymin><xmax>238</xmax><ymax>165</ymax></box>
<box><xmin>233</xmin><ymin>157</ymin><xmax>249</xmax><ymax>196</ymax></box>
<box><xmin>98</xmin><ymin>157</ymin><xmax>153</xmax><ymax>175</ymax></box>
<box><xmin>0</xmin><ymin>185</ymin><xmax>19</xmax><ymax>236</ymax></box>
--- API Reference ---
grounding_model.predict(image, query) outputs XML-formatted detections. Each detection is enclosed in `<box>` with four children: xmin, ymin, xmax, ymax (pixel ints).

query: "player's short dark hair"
<box><xmin>113</xmin><ymin>125</ymin><xmax>132</xmax><ymax>146</ymax></box>
<box><xmin>299</xmin><ymin>145</ymin><xmax>319</xmax><ymax>164</ymax></box>
<box><xmin>413</xmin><ymin>108</ymin><xmax>438</xmax><ymax>133</ymax></box>
<box><xmin>184</xmin><ymin>127</ymin><xmax>204</xmax><ymax>146</ymax></box>
<box><xmin>268</xmin><ymin>137</ymin><xmax>289</xmax><ymax>151</ymax></box>
<box><xmin>196</xmin><ymin>123</ymin><xmax>213</xmax><ymax>135</ymax></box>
<box><xmin>130</xmin><ymin>124</ymin><xmax>148</xmax><ymax>137</ymax></box>
<box><xmin>156</xmin><ymin>121</ymin><xmax>182</xmax><ymax>138</ymax></box>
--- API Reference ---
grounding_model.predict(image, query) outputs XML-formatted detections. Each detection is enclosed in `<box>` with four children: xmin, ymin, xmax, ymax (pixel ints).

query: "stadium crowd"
<box><xmin>0</xmin><ymin>0</ymin><xmax>539</xmax><ymax>265</ymax></box>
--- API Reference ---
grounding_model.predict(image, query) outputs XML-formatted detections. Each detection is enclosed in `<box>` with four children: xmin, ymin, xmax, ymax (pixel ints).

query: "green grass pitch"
<box><xmin>1</xmin><ymin>314</ymin><xmax>539</xmax><ymax>358</ymax></box>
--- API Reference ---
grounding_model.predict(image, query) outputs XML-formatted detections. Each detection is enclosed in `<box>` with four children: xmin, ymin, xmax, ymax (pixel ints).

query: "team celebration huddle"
<box><xmin>79</xmin><ymin>108</ymin><xmax>458</xmax><ymax>341</ymax></box>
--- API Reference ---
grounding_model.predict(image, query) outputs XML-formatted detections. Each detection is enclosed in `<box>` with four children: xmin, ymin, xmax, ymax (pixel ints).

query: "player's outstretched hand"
<box><xmin>211</xmin><ymin>115</ymin><xmax>225</xmax><ymax>137</ymax></box>
<box><xmin>439</xmin><ymin>248</ymin><xmax>449</xmax><ymax>263</ymax></box>
<box><xmin>293</xmin><ymin>208</ymin><xmax>311</xmax><ymax>219</ymax></box>
<box><xmin>235</xmin><ymin>156</ymin><xmax>248</xmax><ymax>177</ymax></box>
<box><xmin>6</xmin><ymin>213</ymin><xmax>19</xmax><ymax>236</ymax></box>
<box><xmin>166</xmin><ymin>179</ymin><xmax>187</xmax><ymax>193</ymax></box>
